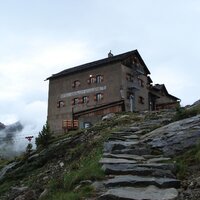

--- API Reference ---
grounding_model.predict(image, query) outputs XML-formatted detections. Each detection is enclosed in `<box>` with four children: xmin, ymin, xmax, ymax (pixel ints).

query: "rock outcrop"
<box><xmin>142</xmin><ymin>114</ymin><xmax>200</xmax><ymax>156</ymax></box>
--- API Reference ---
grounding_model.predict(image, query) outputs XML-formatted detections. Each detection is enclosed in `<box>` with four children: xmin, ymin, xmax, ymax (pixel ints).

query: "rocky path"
<box><xmin>95</xmin><ymin>125</ymin><xmax>181</xmax><ymax>200</ymax></box>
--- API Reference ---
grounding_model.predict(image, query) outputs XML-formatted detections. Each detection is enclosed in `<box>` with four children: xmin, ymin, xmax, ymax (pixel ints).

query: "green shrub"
<box><xmin>64</xmin><ymin>148</ymin><xmax>104</xmax><ymax>191</ymax></box>
<box><xmin>175</xmin><ymin>141</ymin><xmax>200</xmax><ymax>179</ymax></box>
<box><xmin>35</xmin><ymin>122</ymin><xmax>53</xmax><ymax>148</ymax></box>
<box><xmin>173</xmin><ymin>107</ymin><xmax>199</xmax><ymax>121</ymax></box>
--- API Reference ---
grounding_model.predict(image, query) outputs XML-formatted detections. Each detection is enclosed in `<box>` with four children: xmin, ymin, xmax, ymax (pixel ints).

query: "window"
<box><xmin>94</xmin><ymin>93</ymin><xmax>103</xmax><ymax>102</ymax></box>
<box><xmin>73</xmin><ymin>98</ymin><xmax>79</xmax><ymax>105</ymax></box>
<box><xmin>82</xmin><ymin>96</ymin><xmax>89</xmax><ymax>104</ymax></box>
<box><xmin>88</xmin><ymin>75</ymin><xmax>103</xmax><ymax>84</ymax></box>
<box><xmin>72</xmin><ymin>80</ymin><xmax>80</xmax><ymax>88</ymax></box>
<box><xmin>57</xmin><ymin>100</ymin><xmax>65</xmax><ymax>108</ymax></box>
<box><xmin>96</xmin><ymin>75</ymin><xmax>103</xmax><ymax>83</ymax></box>
<box><xmin>126</xmin><ymin>73</ymin><xmax>134</xmax><ymax>82</ymax></box>
<box><xmin>138</xmin><ymin>78</ymin><xmax>144</xmax><ymax>87</ymax></box>
<box><xmin>138</xmin><ymin>96</ymin><xmax>144</xmax><ymax>104</ymax></box>
<box><xmin>88</xmin><ymin>75</ymin><xmax>96</xmax><ymax>84</ymax></box>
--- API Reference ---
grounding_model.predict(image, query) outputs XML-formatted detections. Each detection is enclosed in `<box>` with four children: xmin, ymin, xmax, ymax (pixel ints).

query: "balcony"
<box><xmin>132</xmin><ymin>63</ymin><xmax>144</xmax><ymax>75</ymax></box>
<box><xmin>127</xmin><ymin>81</ymin><xmax>140</xmax><ymax>90</ymax></box>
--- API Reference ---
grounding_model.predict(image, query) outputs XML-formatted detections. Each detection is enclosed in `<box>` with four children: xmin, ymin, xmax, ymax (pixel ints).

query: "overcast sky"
<box><xmin>0</xmin><ymin>0</ymin><xmax>200</xmax><ymax>133</ymax></box>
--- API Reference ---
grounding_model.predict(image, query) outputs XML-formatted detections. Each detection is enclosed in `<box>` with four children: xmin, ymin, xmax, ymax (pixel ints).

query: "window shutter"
<box><xmin>57</xmin><ymin>102</ymin><xmax>60</xmax><ymax>108</ymax></box>
<box><xmin>101</xmin><ymin>93</ymin><xmax>104</xmax><ymax>100</ymax></box>
<box><xmin>87</xmin><ymin>79</ymin><xmax>91</xmax><ymax>84</ymax></box>
<box><xmin>94</xmin><ymin>95</ymin><xmax>97</xmax><ymax>101</ymax></box>
<box><xmin>71</xmin><ymin>99</ymin><xmax>75</xmax><ymax>105</ymax></box>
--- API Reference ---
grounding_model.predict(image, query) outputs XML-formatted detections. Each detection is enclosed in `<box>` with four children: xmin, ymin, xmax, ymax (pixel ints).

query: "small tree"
<box><xmin>35</xmin><ymin>122</ymin><xmax>52</xmax><ymax>148</ymax></box>
<box><xmin>26</xmin><ymin>143</ymin><xmax>33</xmax><ymax>154</ymax></box>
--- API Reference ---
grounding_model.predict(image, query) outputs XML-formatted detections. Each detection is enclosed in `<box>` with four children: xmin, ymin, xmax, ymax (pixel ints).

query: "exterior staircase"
<box><xmin>94</xmin><ymin>124</ymin><xmax>180</xmax><ymax>200</ymax></box>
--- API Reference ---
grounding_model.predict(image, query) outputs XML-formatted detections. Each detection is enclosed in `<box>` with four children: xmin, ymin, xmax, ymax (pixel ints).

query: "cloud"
<box><xmin>0</xmin><ymin>39</ymin><xmax>93</xmax><ymax>129</ymax></box>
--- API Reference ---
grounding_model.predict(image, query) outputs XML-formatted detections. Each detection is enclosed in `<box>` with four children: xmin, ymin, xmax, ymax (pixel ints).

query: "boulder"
<box><xmin>14</xmin><ymin>190</ymin><xmax>37</xmax><ymax>200</ymax></box>
<box><xmin>102</xmin><ymin>113</ymin><xmax>115</xmax><ymax>121</ymax></box>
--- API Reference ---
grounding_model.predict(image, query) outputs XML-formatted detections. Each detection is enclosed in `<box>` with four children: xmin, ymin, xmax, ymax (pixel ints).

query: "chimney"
<box><xmin>108</xmin><ymin>50</ymin><xmax>113</xmax><ymax>58</ymax></box>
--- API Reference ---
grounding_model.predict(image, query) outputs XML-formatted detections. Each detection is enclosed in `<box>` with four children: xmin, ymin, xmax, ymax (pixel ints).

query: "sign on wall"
<box><xmin>60</xmin><ymin>86</ymin><xmax>107</xmax><ymax>99</ymax></box>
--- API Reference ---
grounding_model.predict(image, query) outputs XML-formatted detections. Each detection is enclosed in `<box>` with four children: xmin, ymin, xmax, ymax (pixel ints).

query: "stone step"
<box><xmin>99</xmin><ymin>158</ymin><xmax>138</xmax><ymax>164</ymax></box>
<box><xmin>107</xmin><ymin>137</ymin><xmax>138</xmax><ymax>142</ymax></box>
<box><xmin>133</xmin><ymin>163</ymin><xmax>176</xmax><ymax>172</ymax></box>
<box><xmin>123</xmin><ymin>135</ymin><xmax>139</xmax><ymax>139</ymax></box>
<box><xmin>98</xmin><ymin>185</ymin><xmax>179</xmax><ymax>200</ymax></box>
<box><xmin>147</xmin><ymin>157</ymin><xmax>171</xmax><ymax>163</ymax></box>
<box><xmin>107</xmin><ymin>137</ymin><xmax>129</xmax><ymax>141</ymax></box>
<box><xmin>112</xmin><ymin>147</ymin><xmax>152</xmax><ymax>155</ymax></box>
<box><xmin>102</xmin><ymin>164</ymin><xmax>176</xmax><ymax>178</ymax></box>
<box><xmin>104</xmin><ymin>141</ymin><xmax>139</xmax><ymax>153</ymax></box>
<box><xmin>123</xmin><ymin>127</ymin><xmax>141</xmax><ymax>132</ymax></box>
<box><xmin>103</xmin><ymin>153</ymin><xmax>145</xmax><ymax>161</ymax></box>
<box><xmin>104</xmin><ymin>175</ymin><xmax>181</xmax><ymax>189</ymax></box>
<box><xmin>103</xmin><ymin>153</ymin><xmax>171</xmax><ymax>164</ymax></box>
<box><xmin>112</xmin><ymin>131</ymin><xmax>136</xmax><ymax>136</ymax></box>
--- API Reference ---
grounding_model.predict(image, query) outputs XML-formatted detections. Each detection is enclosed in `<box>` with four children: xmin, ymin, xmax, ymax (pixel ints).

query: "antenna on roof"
<box><xmin>108</xmin><ymin>50</ymin><xmax>114</xmax><ymax>58</ymax></box>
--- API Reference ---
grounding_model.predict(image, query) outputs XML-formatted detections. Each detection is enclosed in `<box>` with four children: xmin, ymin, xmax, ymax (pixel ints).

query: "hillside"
<box><xmin>0</xmin><ymin>104</ymin><xmax>200</xmax><ymax>200</ymax></box>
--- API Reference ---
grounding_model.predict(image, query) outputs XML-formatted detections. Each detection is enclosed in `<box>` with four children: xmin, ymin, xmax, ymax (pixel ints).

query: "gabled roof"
<box><xmin>152</xmin><ymin>84</ymin><xmax>180</xmax><ymax>101</ymax></box>
<box><xmin>147</xmin><ymin>76</ymin><xmax>153</xmax><ymax>84</ymax></box>
<box><xmin>46</xmin><ymin>49</ymin><xmax>150</xmax><ymax>80</ymax></box>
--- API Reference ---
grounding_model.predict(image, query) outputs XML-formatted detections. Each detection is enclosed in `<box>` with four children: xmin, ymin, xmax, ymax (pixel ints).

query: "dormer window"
<box><xmin>72</xmin><ymin>80</ymin><xmax>80</xmax><ymax>88</ymax></box>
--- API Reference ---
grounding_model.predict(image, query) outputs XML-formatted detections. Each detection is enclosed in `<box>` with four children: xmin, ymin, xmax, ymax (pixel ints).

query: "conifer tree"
<box><xmin>35</xmin><ymin>122</ymin><xmax>52</xmax><ymax>148</ymax></box>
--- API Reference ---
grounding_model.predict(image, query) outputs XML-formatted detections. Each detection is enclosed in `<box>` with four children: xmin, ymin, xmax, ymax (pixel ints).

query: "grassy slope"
<box><xmin>0</xmin><ymin>113</ymin><xmax>142</xmax><ymax>200</ymax></box>
<box><xmin>1</xmin><ymin>105</ymin><xmax>200</xmax><ymax>199</ymax></box>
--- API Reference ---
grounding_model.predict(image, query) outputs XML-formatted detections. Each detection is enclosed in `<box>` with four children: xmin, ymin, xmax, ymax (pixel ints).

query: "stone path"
<box><xmin>94</xmin><ymin>126</ymin><xmax>181</xmax><ymax>200</ymax></box>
